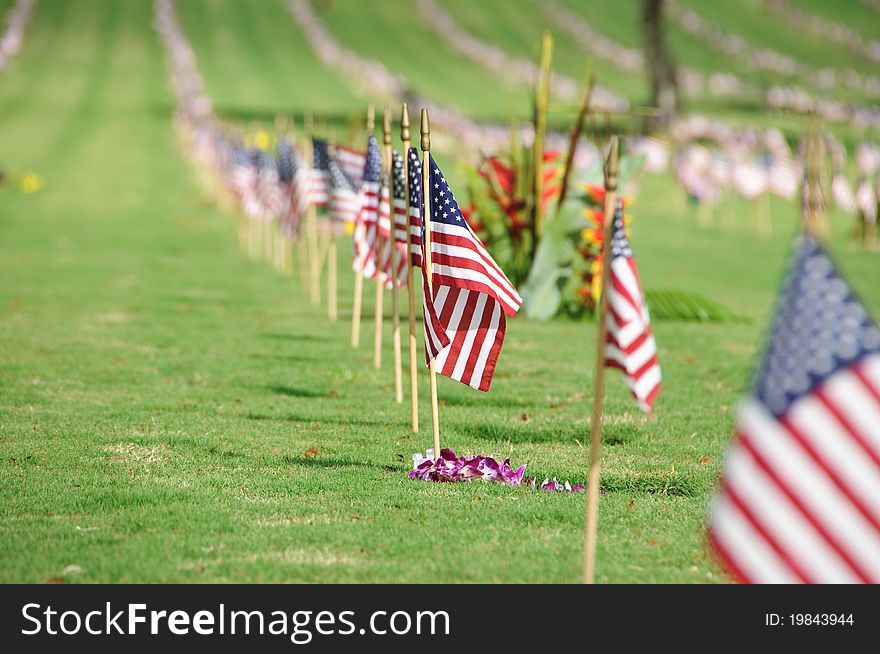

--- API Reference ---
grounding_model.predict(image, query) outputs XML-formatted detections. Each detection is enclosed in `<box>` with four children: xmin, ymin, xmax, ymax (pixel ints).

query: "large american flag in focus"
<box><xmin>604</xmin><ymin>201</ymin><xmax>661</xmax><ymax>414</ymax></box>
<box><xmin>709</xmin><ymin>234</ymin><xmax>880</xmax><ymax>583</ymax></box>
<box><xmin>421</xmin><ymin>154</ymin><xmax>521</xmax><ymax>392</ymax></box>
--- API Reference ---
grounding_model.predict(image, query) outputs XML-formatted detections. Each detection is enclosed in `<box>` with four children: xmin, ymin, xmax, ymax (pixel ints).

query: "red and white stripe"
<box><xmin>353</xmin><ymin>179</ymin><xmax>379</xmax><ymax>279</ymax></box>
<box><xmin>377</xmin><ymin>184</ymin><xmax>407</xmax><ymax>288</ymax></box>
<box><xmin>832</xmin><ymin>174</ymin><xmax>857</xmax><ymax>213</ymax></box>
<box><xmin>604</xmin><ymin>252</ymin><xmax>661</xmax><ymax>414</ymax></box>
<box><xmin>422</xmin><ymin>282</ymin><xmax>507</xmax><ymax>392</ymax></box>
<box><xmin>710</xmin><ymin>354</ymin><xmax>880</xmax><ymax>583</ymax></box>
<box><xmin>429</xmin><ymin>220</ymin><xmax>522</xmax><ymax>317</ymax></box>
<box><xmin>331</xmin><ymin>184</ymin><xmax>360</xmax><ymax>225</ymax></box>
<box><xmin>309</xmin><ymin>168</ymin><xmax>329</xmax><ymax>207</ymax></box>
<box><xmin>733</xmin><ymin>161</ymin><xmax>769</xmax><ymax>199</ymax></box>
<box><xmin>768</xmin><ymin>158</ymin><xmax>802</xmax><ymax>200</ymax></box>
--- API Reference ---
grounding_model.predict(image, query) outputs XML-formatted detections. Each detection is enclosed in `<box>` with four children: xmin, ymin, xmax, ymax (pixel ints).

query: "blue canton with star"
<box><xmin>391</xmin><ymin>150</ymin><xmax>406</xmax><ymax>200</ymax></box>
<box><xmin>312</xmin><ymin>138</ymin><xmax>330</xmax><ymax>172</ymax></box>
<box><xmin>363</xmin><ymin>136</ymin><xmax>382</xmax><ymax>184</ymax></box>
<box><xmin>276</xmin><ymin>137</ymin><xmax>295</xmax><ymax>183</ymax></box>
<box><xmin>329</xmin><ymin>154</ymin><xmax>357</xmax><ymax>192</ymax></box>
<box><xmin>609</xmin><ymin>200</ymin><xmax>632</xmax><ymax>260</ymax></box>
<box><xmin>753</xmin><ymin>234</ymin><xmax>880</xmax><ymax>416</ymax></box>
<box><xmin>428</xmin><ymin>155</ymin><xmax>471</xmax><ymax>231</ymax></box>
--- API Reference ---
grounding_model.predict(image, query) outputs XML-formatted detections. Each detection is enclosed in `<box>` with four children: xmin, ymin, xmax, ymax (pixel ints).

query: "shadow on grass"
<box><xmin>243</xmin><ymin>412</ymin><xmax>388</xmax><ymax>428</ymax></box>
<box><xmin>442</xmin><ymin>394</ymin><xmax>531</xmax><ymax>409</ymax></box>
<box><xmin>260</xmin><ymin>332</ymin><xmax>330</xmax><ymax>342</ymax></box>
<box><xmin>450</xmin><ymin>419</ymin><xmax>581</xmax><ymax>444</ymax></box>
<box><xmin>268</xmin><ymin>384</ymin><xmax>333</xmax><ymax>398</ymax></box>
<box><xmin>248</xmin><ymin>353</ymin><xmax>319</xmax><ymax>363</ymax></box>
<box><xmin>281</xmin><ymin>455</ymin><xmax>406</xmax><ymax>473</ymax></box>
<box><xmin>602</xmin><ymin>423</ymin><xmax>641</xmax><ymax>446</ymax></box>
<box><xmin>451</xmin><ymin>418</ymin><xmax>648</xmax><ymax>446</ymax></box>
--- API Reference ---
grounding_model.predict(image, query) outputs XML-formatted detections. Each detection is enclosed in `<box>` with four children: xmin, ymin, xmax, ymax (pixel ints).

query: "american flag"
<box><xmin>604</xmin><ymin>201</ymin><xmax>661</xmax><ymax>414</ymax></box>
<box><xmin>856</xmin><ymin>179</ymin><xmax>878</xmax><ymax>223</ymax></box>
<box><xmin>381</xmin><ymin>149</ymin><xmax>411</xmax><ymax>286</ymax></box>
<box><xmin>328</xmin><ymin>150</ymin><xmax>360</xmax><ymax>225</ymax></box>
<box><xmin>375</xmin><ymin>179</ymin><xmax>406</xmax><ymax>289</ymax></box>
<box><xmin>352</xmin><ymin>135</ymin><xmax>381</xmax><ymax>279</ymax></box>
<box><xmin>336</xmin><ymin>145</ymin><xmax>366</xmax><ymax>185</ymax></box>
<box><xmin>253</xmin><ymin>150</ymin><xmax>283</xmax><ymax>220</ymax></box>
<box><xmin>631</xmin><ymin>136</ymin><xmax>670</xmax><ymax>174</ymax></box>
<box><xmin>277</xmin><ymin>136</ymin><xmax>304</xmax><ymax>238</ymax></box>
<box><xmin>311</xmin><ymin>138</ymin><xmax>330</xmax><ymax>207</ymax></box>
<box><xmin>709</xmin><ymin>234</ymin><xmax>880</xmax><ymax>583</ymax></box>
<box><xmin>407</xmin><ymin>147</ymin><xmax>424</xmax><ymax>267</ymax></box>
<box><xmin>768</xmin><ymin>157</ymin><xmax>802</xmax><ymax>200</ymax></box>
<box><xmin>733</xmin><ymin>161</ymin><xmax>768</xmax><ymax>199</ymax></box>
<box><xmin>290</xmin><ymin>141</ymin><xmax>312</xmax><ymax>238</ymax></box>
<box><xmin>831</xmin><ymin>173</ymin><xmax>857</xmax><ymax>213</ymax></box>
<box><xmin>420</xmin><ymin>155</ymin><xmax>522</xmax><ymax>392</ymax></box>
<box><xmin>240</xmin><ymin>149</ymin><xmax>267</xmax><ymax>219</ymax></box>
<box><xmin>229</xmin><ymin>145</ymin><xmax>257</xmax><ymax>206</ymax></box>
<box><xmin>276</xmin><ymin>136</ymin><xmax>295</xmax><ymax>184</ymax></box>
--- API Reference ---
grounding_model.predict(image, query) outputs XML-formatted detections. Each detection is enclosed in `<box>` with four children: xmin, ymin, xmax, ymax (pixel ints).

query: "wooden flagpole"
<box><xmin>402</xmin><ymin>103</ymin><xmax>419</xmax><ymax>432</ymax></box>
<box><xmin>384</xmin><ymin>108</ymin><xmax>404</xmax><ymax>403</ymax></box>
<box><xmin>289</xmin><ymin>115</ymin><xmax>308</xmax><ymax>289</ymax></box>
<box><xmin>326</xmin><ymin>129</ymin><xmax>339</xmax><ymax>323</ymax></box>
<box><xmin>352</xmin><ymin>106</ymin><xmax>374</xmax><ymax>347</ymax></box>
<box><xmin>304</xmin><ymin>114</ymin><xmax>321</xmax><ymax>306</ymax></box>
<box><xmin>373</xmin><ymin>119</ymin><xmax>386</xmax><ymax>370</ymax></box>
<box><xmin>802</xmin><ymin>126</ymin><xmax>826</xmax><ymax>239</ymax></box>
<box><xmin>274</xmin><ymin>118</ymin><xmax>288</xmax><ymax>274</ymax></box>
<box><xmin>583</xmin><ymin>135</ymin><xmax>619</xmax><ymax>585</ymax></box>
<box><xmin>421</xmin><ymin>109</ymin><xmax>441</xmax><ymax>455</ymax></box>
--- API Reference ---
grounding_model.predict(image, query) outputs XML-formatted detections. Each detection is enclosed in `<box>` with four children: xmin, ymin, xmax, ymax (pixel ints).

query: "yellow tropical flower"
<box><xmin>19</xmin><ymin>171</ymin><xmax>45</xmax><ymax>194</ymax></box>
<box><xmin>253</xmin><ymin>129</ymin><xmax>271</xmax><ymax>151</ymax></box>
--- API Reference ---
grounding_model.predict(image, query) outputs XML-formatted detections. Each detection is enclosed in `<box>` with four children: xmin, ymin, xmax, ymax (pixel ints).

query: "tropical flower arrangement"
<box><xmin>461</xmin><ymin>149</ymin><xmax>563</xmax><ymax>289</ymax></box>
<box><xmin>462</xmin><ymin>148</ymin><xmax>643</xmax><ymax>321</ymax></box>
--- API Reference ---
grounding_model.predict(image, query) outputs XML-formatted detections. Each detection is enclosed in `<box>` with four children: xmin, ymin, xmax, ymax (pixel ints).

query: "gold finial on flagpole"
<box><xmin>421</xmin><ymin>107</ymin><xmax>431</xmax><ymax>153</ymax></box>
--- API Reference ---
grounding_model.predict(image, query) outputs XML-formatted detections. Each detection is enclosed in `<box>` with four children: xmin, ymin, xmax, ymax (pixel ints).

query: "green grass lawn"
<box><xmin>1</xmin><ymin>0</ymin><xmax>879</xmax><ymax>584</ymax></box>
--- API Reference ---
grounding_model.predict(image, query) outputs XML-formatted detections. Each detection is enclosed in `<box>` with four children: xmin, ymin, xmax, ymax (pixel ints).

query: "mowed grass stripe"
<box><xmin>177</xmin><ymin>0</ymin><xmax>362</xmax><ymax>117</ymax></box>
<box><xmin>437</xmin><ymin>0</ymin><xmax>647</xmax><ymax>102</ymax></box>
<box><xmin>312</xmin><ymin>0</ymin><xmax>534</xmax><ymax>120</ymax></box>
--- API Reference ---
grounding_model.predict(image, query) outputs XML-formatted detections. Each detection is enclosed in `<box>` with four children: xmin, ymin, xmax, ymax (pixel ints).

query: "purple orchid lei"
<box><xmin>409</xmin><ymin>449</ymin><xmax>585</xmax><ymax>493</ymax></box>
